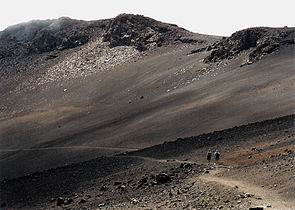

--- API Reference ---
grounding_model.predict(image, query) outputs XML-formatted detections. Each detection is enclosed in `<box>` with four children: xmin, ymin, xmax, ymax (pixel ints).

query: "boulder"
<box><xmin>155</xmin><ymin>173</ymin><xmax>171</xmax><ymax>184</ymax></box>
<box><xmin>56</xmin><ymin>197</ymin><xmax>64</xmax><ymax>206</ymax></box>
<box><xmin>79</xmin><ymin>198</ymin><xmax>87</xmax><ymax>204</ymax></box>
<box><xmin>100</xmin><ymin>185</ymin><xmax>107</xmax><ymax>191</ymax></box>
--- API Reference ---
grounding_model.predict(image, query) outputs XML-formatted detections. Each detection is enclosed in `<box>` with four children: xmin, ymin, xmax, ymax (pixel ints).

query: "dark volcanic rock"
<box><xmin>155</xmin><ymin>173</ymin><xmax>171</xmax><ymax>184</ymax></box>
<box><xmin>137</xmin><ymin>176</ymin><xmax>148</xmax><ymax>188</ymax></box>
<box><xmin>79</xmin><ymin>198</ymin><xmax>87</xmax><ymax>204</ymax></box>
<box><xmin>100</xmin><ymin>185</ymin><xmax>108</xmax><ymax>191</ymax></box>
<box><xmin>103</xmin><ymin>14</ymin><xmax>187</xmax><ymax>51</ymax></box>
<box><xmin>204</xmin><ymin>27</ymin><xmax>295</xmax><ymax>63</ymax></box>
<box><xmin>56</xmin><ymin>197</ymin><xmax>64</xmax><ymax>206</ymax></box>
<box><xmin>0</xmin><ymin>17</ymin><xmax>108</xmax><ymax>58</ymax></box>
<box><xmin>64</xmin><ymin>198</ymin><xmax>74</xmax><ymax>205</ymax></box>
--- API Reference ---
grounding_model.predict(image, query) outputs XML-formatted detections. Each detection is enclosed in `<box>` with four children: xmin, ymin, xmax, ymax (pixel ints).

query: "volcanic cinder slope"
<box><xmin>0</xmin><ymin>14</ymin><xmax>294</xmax><ymax>209</ymax></box>
<box><xmin>0</xmin><ymin>14</ymin><xmax>294</xmax><ymax>179</ymax></box>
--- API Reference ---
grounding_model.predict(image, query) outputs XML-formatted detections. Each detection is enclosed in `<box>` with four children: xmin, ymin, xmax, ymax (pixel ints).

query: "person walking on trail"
<box><xmin>207</xmin><ymin>150</ymin><xmax>212</xmax><ymax>164</ymax></box>
<box><xmin>214</xmin><ymin>150</ymin><xmax>220</xmax><ymax>164</ymax></box>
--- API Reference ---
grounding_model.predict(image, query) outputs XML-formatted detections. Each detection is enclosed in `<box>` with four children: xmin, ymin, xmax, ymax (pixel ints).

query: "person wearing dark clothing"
<box><xmin>214</xmin><ymin>150</ymin><xmax>220</xmax><ymax>164</ymax></box>
<box><xmin>207</xmin><ymin>150</ymin><xmax>212</xmax><ymax>164</ymax></box>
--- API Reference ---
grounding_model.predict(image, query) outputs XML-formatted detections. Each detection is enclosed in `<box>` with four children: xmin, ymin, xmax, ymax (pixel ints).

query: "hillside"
<box><xmin>1</xmin><ymin>115</ymin><xmax>294</xmax><ymax>209</ymax></box>
<box><xmin>0</xmin><ymin>14</ymin><xmax>294</xmax><ymax>209</ymax></box>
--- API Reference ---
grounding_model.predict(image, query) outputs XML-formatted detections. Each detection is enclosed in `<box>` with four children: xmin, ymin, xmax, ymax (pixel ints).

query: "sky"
<box><xmin>1</xmin><ymin>0</ymin><xmax>294</xmax><ymax>36</ymax></box>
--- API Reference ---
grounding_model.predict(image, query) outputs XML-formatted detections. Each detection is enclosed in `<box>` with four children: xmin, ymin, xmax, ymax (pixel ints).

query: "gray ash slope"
<box><xmin>0</xmin><ymin>114</ymin><xmax>294</xmax><ymax>209</ymax></box>
<box><xmin>0</xmin><ymin>14</ymin><xmax>294</xmax><ymax>183</ymax></box>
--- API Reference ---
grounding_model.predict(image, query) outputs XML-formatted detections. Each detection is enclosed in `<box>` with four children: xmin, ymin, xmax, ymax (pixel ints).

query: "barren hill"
<box><xmin>0</xmin><ymin>14</ymin><xmax>294</xmax><ymax>209</ymax></box>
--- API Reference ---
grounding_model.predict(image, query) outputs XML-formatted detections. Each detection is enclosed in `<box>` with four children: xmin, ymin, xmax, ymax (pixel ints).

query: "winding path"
<box><xmin>200</xmin><ymin>167</ymin><xmax>295</xmax><ymax>210</ymax></box>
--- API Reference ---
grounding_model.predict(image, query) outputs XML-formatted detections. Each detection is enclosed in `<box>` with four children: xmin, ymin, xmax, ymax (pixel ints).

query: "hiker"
<box><xmin>214</xmin><ymin>150</ymin><xmax>220</xmax><ymax>164</ymax></box>
<box><xmin>207</xmin><ymin>150</ymin><xmax>212</xmax><ymax>164</ymax></box>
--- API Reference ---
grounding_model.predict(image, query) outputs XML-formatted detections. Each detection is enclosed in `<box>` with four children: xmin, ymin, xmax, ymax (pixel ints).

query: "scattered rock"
<box><xmin>117</xmin><ymin>185</ymin><xmax>126</xmax><ymax>190</ymax></box>
<box><xmin>130</xmin><ymin>198</ymin><xmax>139</xmax><ymax>204</ymax></box>
<box><xmin>114</xmin><ymin>181</ymin><xmax>121</xmax><ymax>186</ymax></box>
<box><xmin>98</xmin><ymin>202</ymin><xmax>106</xmax><ymax>207</ymax></box>
<box><xmin>249</xmin><ymin>207</ymin><xmax>264</xmax><ymax>210</ymax></box>
<box><xmin>245</xmin><ymin>193</ymin><xmax>254</xmax><ymax>198</ymax></box>
<box><xmin>64</xmin><ymin>198</ymin><xmax>73</xmax><ymax>205</ymax></box>
<box><xmin>56</xmin><ymin>197</ymin><xmax>64</xmax><ymax>206</ymax></box>
<box><xmin>79</xmin><ymin>198</ymin><xmax>87</xmax><ymax>204</ymax></box>
<box><xmin>189</xmin><ymin>47</ymin><xmax>206</xmax><ymax>55</ymax></box>
<box><xmin>184</xmin><ymin>163</ymin><xmax>192</xmax><ymax>168</ymax></box>
<box><xmin>100</xmin><ymin>185</ymin><xmax>108</xmax><ymax>191</ymax></box>
<box><xmin>155</xmin><ymin>173</ymin><xmax>171</xmax><ymax>184</ymax></box>
<box><xmin>136</xmin><ymin>177</ymin><xmax>148</xmax><ymax>189</ymax></box>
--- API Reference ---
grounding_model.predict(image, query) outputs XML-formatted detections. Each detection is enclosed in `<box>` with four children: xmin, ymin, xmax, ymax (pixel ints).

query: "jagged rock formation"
<box><xmin>0</xmin><ymin>17</ymin><xmax>109</xmax><ymax>59</ymax></box>
<box><xmin>204</xmin><ymin>27</ymin><xmax>295</xmax><ymax>64</ymax></box>
<box><xmin>0</xmin><ymin>14</ymin><xmax>201</xmax><ymax>61</ymax></box>
<box><xmin>103</xmin><ymin>14</ymin><xmax>199</xmax><ymax>51</ymax></box>
<box><xmin>0</xmin><ymin>14</ymin><xmax>206</xmax><ymax>81</ymax></box>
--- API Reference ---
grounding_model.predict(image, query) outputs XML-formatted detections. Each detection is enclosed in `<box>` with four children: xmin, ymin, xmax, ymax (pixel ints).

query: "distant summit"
<box><xmin>0</xmin><ymin>14</ymin><xmax>204</xmax><ymax>59</ymax></box>
<box><xmin>103</xmin><ymin>14</ymin><xmax>190</xmax><ymax>51</ymax></box>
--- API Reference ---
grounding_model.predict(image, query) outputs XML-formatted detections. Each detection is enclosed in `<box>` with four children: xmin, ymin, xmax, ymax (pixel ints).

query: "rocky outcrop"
<box><xmin>0</xmin><ymin>14</ymin><xmax>200</xmax><ymax>61</ymax></box>
<box><xmin>103</xmin><ymin>14</ymin><xmax>189</xmax><ymax>51</ymax></box>
<box><xmin>0</xmin><ymin>17</ymin><xmax>108</xmax><ymax>58</ymax></box>
<box><xmin>204</xmin><ymin>27</ymin><xmax>295</xmax><ymax>64</ymax></box>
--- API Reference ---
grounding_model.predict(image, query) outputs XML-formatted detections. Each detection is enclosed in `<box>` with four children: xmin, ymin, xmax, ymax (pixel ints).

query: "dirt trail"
<box><xmin>125</xmin><ymin>155</ymin><xmax>295</xmax><ymax>209</ymax></box>
<box><xmin>126</xmin><ymin>156</ymin><xmax>199</xmax><ymax>164</ymax></box>
<box><xmin>199</xmin><ymin>167</ymin><xmax>295</xmax><ymax>210</ymax></box>
<box><xmin>0</xmin><ymin>146</ymin><xmax>138</xmax><ymax>152</ymax></box>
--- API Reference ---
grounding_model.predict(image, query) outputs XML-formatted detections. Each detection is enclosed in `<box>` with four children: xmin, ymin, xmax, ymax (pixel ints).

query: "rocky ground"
<box><xmin>0</xmin><ymin>115</ymin><xmax>294</xmax><ymax>209</ymax></box>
